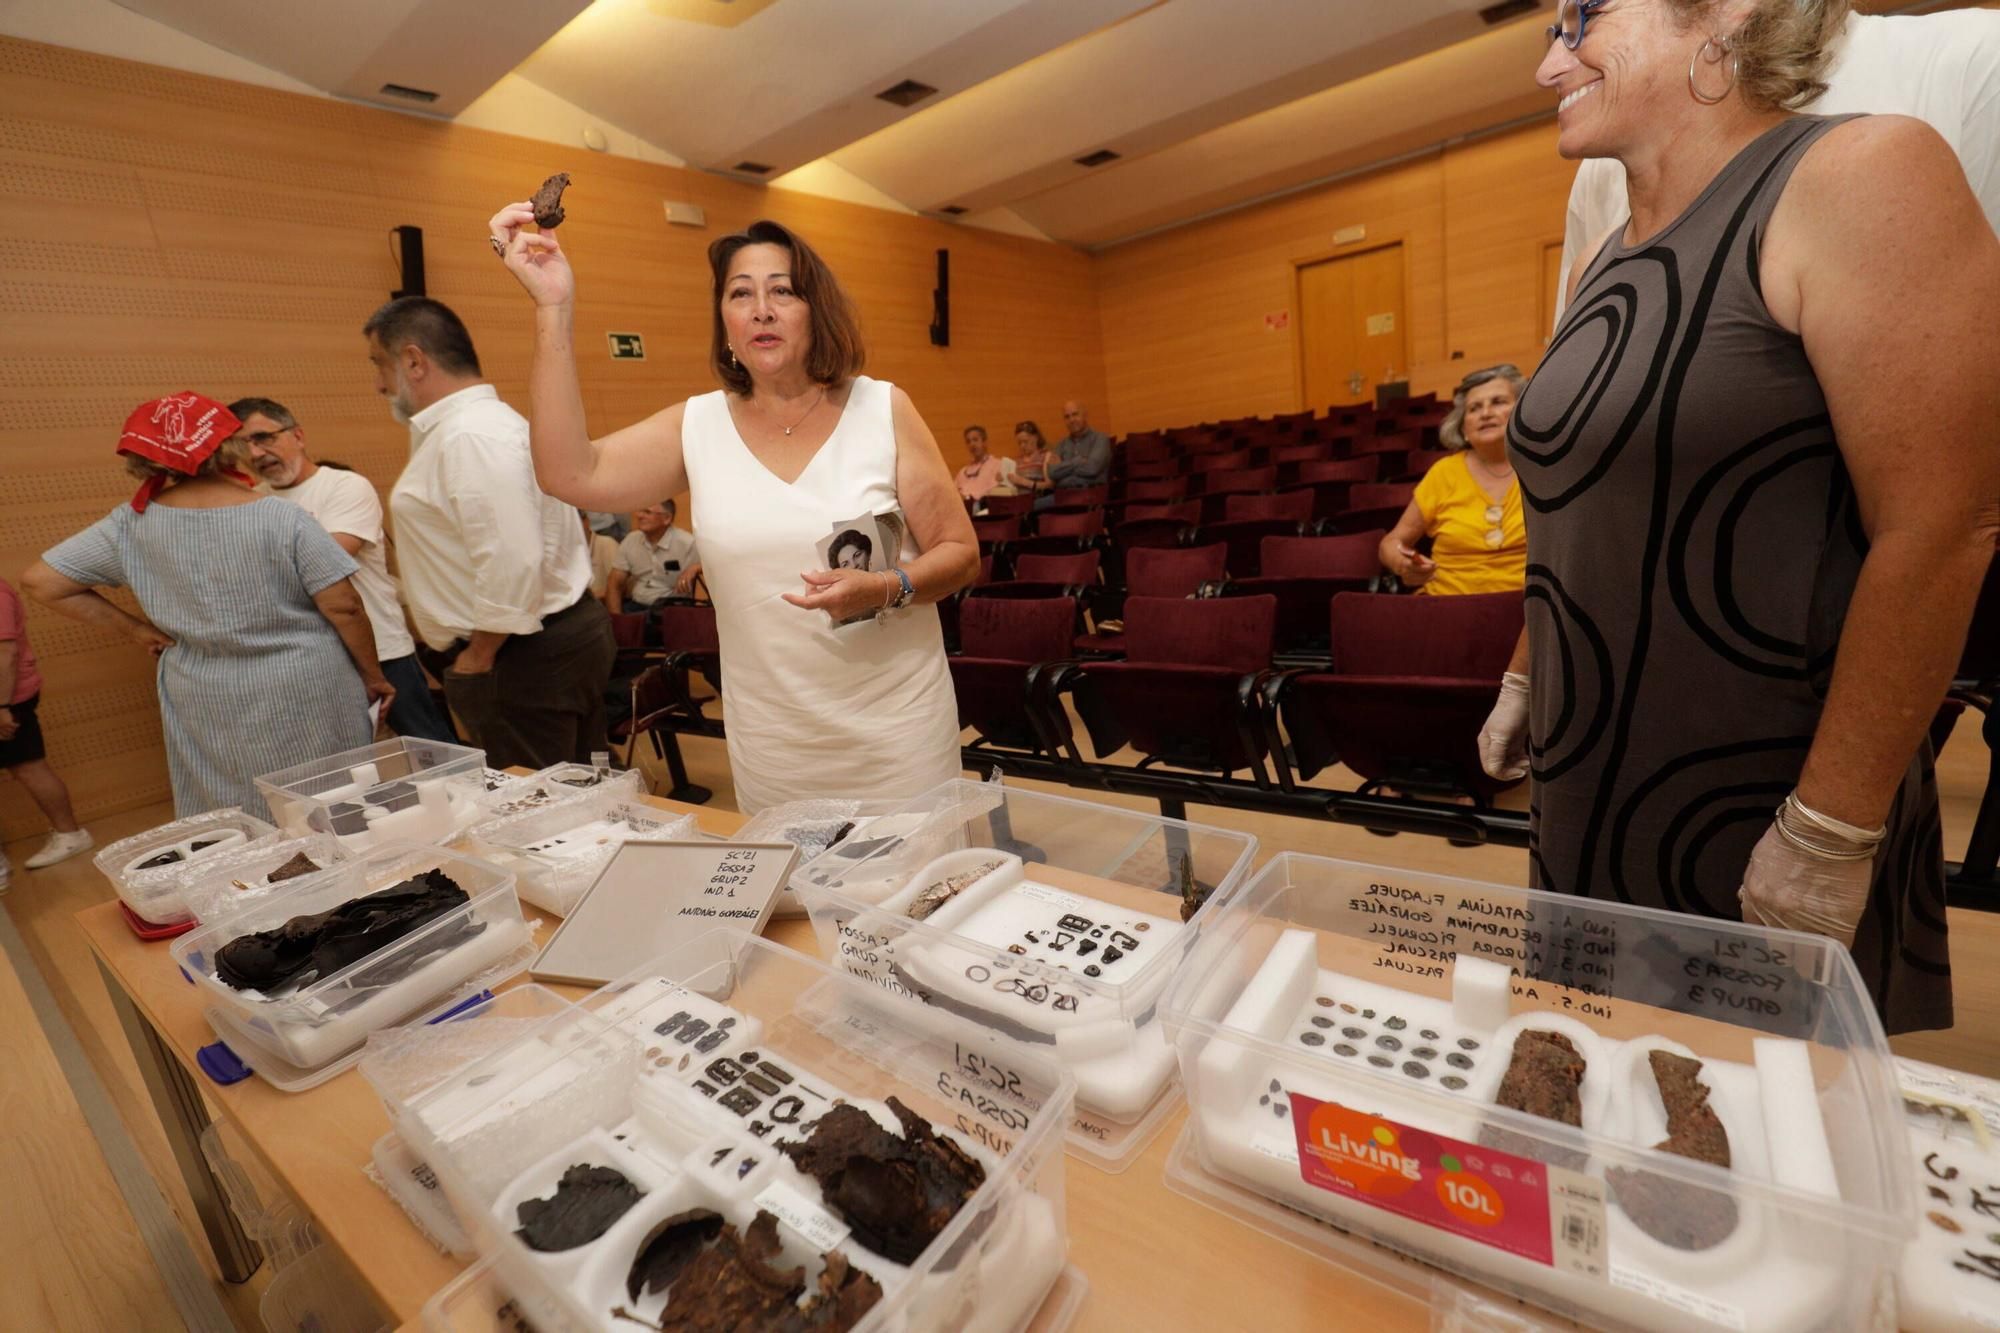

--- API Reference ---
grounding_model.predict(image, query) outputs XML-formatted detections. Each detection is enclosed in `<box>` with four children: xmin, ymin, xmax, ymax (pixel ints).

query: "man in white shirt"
<box><xmin>363</xmin><ymin>297</ymin><xmax>615</xmax><ymax>769</ymax></box>
<box><xmin>1555</xmin><ymin>7</ymin><xmax>2000</xmax><ymax>324</ymax></box>
<box><xmin>233</xmin><ymin>395</ymin><xmax>457</xmax><ymax>743</ymax></box>
<box><xmin>608</xmin><ymin>499</ymin><xmax>701</xmax><ymax>611</ymax></box>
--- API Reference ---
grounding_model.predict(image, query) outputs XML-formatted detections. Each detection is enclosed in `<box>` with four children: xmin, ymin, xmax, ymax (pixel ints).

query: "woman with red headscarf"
<box><xmin>22</xmin><ymin>394</ymin><xmax>392</xmax><ymax>816</ymax></box>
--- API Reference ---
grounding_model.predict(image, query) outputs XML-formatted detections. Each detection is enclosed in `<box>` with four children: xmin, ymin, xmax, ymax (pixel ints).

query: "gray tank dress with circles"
<box><xmin>1509</xmin><ymin>115</ymin><xmax>1950</xmax><ymax>1034</ymax></box>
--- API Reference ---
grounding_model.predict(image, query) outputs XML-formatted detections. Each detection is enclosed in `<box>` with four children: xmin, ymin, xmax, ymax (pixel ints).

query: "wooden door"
<box><xmin>1297</xmin><ymin>243</ymin><xmax>1406</xmax><ymax>409</ymax></box>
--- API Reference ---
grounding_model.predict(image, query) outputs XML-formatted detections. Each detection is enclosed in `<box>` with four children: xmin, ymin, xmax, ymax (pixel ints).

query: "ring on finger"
<box><xmin>488</xmin><ymin>236</ymin><xmax>507</xmax><ymax>258</ymax></box>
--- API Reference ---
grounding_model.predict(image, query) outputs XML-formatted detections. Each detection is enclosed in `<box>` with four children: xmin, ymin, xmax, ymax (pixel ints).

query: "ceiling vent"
<box><xmin>1074</xmin><ymin>149</ymin><xmax>1121</xmax><ymax>168</ymax></box>
<box><xmin>732</xmin><ymin>160</ymin><xmax>774</xmax><ymax>175</ymax></box>
<box><xmin>378</xmin><ymin>83</ymin><xmax>440</xmax><ymax>103</ymax></box>
<box><xmin>1478</xmin><ymin>0</ymin><xmax>1541</xmax><ymax>24</ymax></box>
<box><xmin>876</xmin><ymin>79</ymin><xmax>939</xmax><ymax>108</ymax></box>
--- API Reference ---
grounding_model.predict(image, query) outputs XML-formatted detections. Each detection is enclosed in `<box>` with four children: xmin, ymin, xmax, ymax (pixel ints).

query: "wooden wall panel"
<box><xmin>1096</xmin><ymin>120</ymin><xmax>1569</xmax><ymax>433</ymax></box>
<box><xmin>0</xmin><ymin>36</ymin><xmax>1104</xmax><ymax>830</ymax></box>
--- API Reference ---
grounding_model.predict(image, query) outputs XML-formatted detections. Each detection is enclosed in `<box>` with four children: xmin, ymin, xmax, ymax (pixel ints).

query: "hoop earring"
<box><xmin>1689</xmin><ymin>35</ymin><xmax>1738</xmax><ymax>105</ymax></box>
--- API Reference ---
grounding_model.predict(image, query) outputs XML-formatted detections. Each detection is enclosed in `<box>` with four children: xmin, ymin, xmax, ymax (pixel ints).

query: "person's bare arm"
<box><xmin>311</xmin><ymin>577</ymin><xmax>393</xmax><ymax>706</ymax></box>
<box><xmin>1378</xmin><ymin>500</ymin><xmax>1434</xmax><ymax>586</ymax></box>
<box><xmin>783</xmin><ymin>386</ymin><xmax>981</xmax><ymax>619</ymax></box>
<box><xmin>20</xmin><ymin>560</ymin><xmax>173</xmax><ymax>655</ymax></box>
<box><xmin>605</xmin><ymin>567</ymin><xmax>629</xmax><ymax>614</ymax></box>
<box><xmin>488</xmin><ymin>202</ymin><xmax>690</xmax><ymax>511</ymax></box>
<box><xmin>1777</xmin><ymin>117</ymin><xmax>2000</xmax><ymax>827</ymax></box>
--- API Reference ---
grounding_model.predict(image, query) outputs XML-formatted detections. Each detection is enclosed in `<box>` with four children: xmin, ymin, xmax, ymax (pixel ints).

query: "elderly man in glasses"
<box><xmin>234</xmin><ymin>396</ymin><xmax>457</xmax><ymax>742</ymax></box>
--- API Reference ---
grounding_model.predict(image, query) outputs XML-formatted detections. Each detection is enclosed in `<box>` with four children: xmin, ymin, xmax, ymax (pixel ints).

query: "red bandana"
<box><xmin>118</xmin><ymin>393</ymin><xmax>250</xmax><ymax>512</ymax></box>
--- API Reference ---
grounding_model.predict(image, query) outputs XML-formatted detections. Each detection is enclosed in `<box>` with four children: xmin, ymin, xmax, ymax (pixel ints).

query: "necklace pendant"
<box><xmin>784</xmin><ymin>426</ymin><xmax>793</xmax><ymax>435</ymax></box>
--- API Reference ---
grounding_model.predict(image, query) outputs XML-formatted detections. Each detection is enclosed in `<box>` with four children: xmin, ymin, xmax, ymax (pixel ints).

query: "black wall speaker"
<box><xmin>929</xmin><ymin>248</ymin><xmax>950</xmax><ymax>348</ymax></box>
<box><xmin>392</xmin><ymin>225</ymin><xmax>426</xmax><ymax>299</ymax></box>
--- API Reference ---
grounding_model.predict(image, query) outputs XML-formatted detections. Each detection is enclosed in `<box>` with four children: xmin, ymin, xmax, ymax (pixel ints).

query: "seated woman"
<box><xmin>1378</xmin><ymin>365</ymin><xmax>1526</xmax><ymax>595</ymax></box>
<box><xmin>23</xmin><ymin>395</ymin><xmax>392</xmax><ymax>816</ymax></box>
<box><xmin>1011</xmin><ymin>419</ymin><xmax>1053</xmax><ymax>494</ymax></box>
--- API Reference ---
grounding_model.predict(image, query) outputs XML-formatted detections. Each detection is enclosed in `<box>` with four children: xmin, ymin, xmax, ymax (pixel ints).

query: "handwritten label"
<box><xmin>1340</xmin><ymin>881</ymin><xmax>1623</xmax><ymax>1009</ymax></box>
<box><xmin>1288</xmin><ymin>1094</ymin><xmax>1606</xmax><ymax>1277</ymax></box>
<box><xmin>754</xmin><ymin>1179</ymin><xmax>849</xmax><ymax>1252</ymax></box>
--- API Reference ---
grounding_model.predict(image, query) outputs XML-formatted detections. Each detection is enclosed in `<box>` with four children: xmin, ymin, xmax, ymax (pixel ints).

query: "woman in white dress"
<box><xmin>487</xmin><ymin>210</ymin><xmax>979</xmax><ymax>814</ymax></box>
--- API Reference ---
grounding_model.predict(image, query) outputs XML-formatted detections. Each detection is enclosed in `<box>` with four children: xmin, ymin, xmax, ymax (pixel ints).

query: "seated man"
<box><xmin>955</xmin><ymin>424</ymin><xmax>1016</xmax><ymax>502</ymax></box>
<box><xmin>1032</xmin><ymin>400</ymin><xmax>1111</xmax><ymax>511</ymax></box>
<box><xmin>609</xmin><ymin>499</ymin><xmax>701</xmax><ymax>612</ymax></box>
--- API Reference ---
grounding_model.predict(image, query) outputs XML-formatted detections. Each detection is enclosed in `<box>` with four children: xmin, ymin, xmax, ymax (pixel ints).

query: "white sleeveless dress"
<box><xmin>682</xmin><ymin>376</ymin><xmax>963</xmax><ymax>815</ymax></box>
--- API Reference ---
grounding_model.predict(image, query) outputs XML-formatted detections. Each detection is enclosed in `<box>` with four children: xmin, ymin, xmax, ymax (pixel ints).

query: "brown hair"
<box><xmin>1013</xmin><ymin>420</ymin><xmax>1048</xmax><ymax>450</ymax></box>
<box><xmin>708</xmin><ymin>220</ymin><xmax>865</xmax><ymax>396</ymax></box>
<box><xmin>1666</xmin><ymin>0</ymin><xmax>1850</xmax><ymax>112</ymax></box>
<box><xmin>121</xmin><ymin>433</ymin><xmax>251</xmax><ymax>484</ymax></box>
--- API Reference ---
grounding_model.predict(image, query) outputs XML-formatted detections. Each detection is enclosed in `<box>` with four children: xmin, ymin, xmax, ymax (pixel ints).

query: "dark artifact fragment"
<box><xmin>515</xmin><ymin>1163</ymin><xmax>644</xmax><ymax>1252</ymax></box>
<box><xmin>213</xmin><ymin>868</ymin><xmax>476</xmax><ymax>993</ymax></box>
<box><xmin>633</xmin><ymin>1210</ymin><xmax>881</xmax><ymax>1332</ymax></box>
<box><xmin>531</xmin><ymin>172</ymin><xmax>571</xmax><ymax>229</ymax></box>
<box><xmin>1481</xmin><ymin>1028</ymin><xmax>1588</xmax><ymax>1169</ymax></box>
<box><xmin>1176</xmin><ymin>850</ymin><xmax>1210</xmax><ymax>923</ymax></box>
<box><xmin>138</xmin><ymin>849</ymin><xmax>184</xmax><ymax>869</ymax></box>
<box><xmin>1606</xmin><ymin>1050</ymin><xmax>1738</xmax><ymax>1250</ymax></box>
<box><xmin>777</xmin><ymin>1097</ymin><xmax>986</xmax><ymax>1264</ymax></box>
<box><xmin>627</xmin><ymin>1208</ymin><xmax>725</xmax><ymax>1301</ymax></box>
<box><xmin>266</xmin><ymin>851</ymin><xmax>322</xmax><ymax>883</ymax></box>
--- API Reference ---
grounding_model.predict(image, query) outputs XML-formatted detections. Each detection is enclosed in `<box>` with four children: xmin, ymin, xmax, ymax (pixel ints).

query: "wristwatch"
<box><xmin>885</xmin><ymin>567</ymin><xmax>916</xmax><ymax>612</ymax></box>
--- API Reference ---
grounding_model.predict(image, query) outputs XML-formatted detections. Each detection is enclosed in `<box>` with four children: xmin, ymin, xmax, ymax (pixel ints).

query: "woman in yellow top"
<box><xmin>1379</xmin><ymin>364</ymin><xmax>1526</xmax><ymax>595</ymax></box>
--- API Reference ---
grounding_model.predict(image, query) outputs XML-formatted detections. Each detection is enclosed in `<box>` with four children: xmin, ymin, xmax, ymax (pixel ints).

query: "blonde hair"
<box><xmin>121</xmin><ymin>433</ymin><xmax>251</xmax><ymax>484</ymax></box>
<box><xmin>1669</xmin><ymin>0</ymin><xmax>1852</xmax><ymax>112</ymax></box>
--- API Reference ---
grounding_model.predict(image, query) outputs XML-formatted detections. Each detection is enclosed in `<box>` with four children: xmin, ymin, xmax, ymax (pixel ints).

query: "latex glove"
<box><xmin>1478</xmin><ymin>671</ymin><xmax>1532</xmax><ymax>780</ymax></box>
<box><xmin>1736</xmin><ymin>821</ymin><xmax>1874</xmax><ymax>950</ymax></box>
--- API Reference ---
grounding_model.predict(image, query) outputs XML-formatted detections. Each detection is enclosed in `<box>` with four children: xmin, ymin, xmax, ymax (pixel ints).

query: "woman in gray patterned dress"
<box><xmin>23</xmin><ymin>394</ymin><xmax>393</xmax><ymax>816</ymax></box>
<box><xmin>1479</xmin><ymin>0</ymin><xmax>1998</xmax><ymax>1033</ymax></box>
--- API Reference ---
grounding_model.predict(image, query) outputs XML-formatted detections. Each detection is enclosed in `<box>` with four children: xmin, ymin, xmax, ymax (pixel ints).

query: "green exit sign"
<box><xmin>608</xmin><ymin>332</ymin><xmax>646</xmax><ymax>360</ymax></box>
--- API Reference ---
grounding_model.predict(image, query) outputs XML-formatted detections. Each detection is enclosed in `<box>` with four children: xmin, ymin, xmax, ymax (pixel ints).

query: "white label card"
<box><xmin>754</xmin><ymin>1179</ymin><xmax>850</xmax><ymax>1253</ymax></box>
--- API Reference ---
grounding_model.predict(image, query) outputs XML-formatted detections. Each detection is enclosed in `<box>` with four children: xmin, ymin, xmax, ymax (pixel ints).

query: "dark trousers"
<box><xmin>380</xmin><ymin>654</ymin><xmax>458</xmax><ymax>743</ymax></box>
<box><xmin>439</xmin><ymin>597</ymin><xmax>617</xmax><ymax>770</ymax></box>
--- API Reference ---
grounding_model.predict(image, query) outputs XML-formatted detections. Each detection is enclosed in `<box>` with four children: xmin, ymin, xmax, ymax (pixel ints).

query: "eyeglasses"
<box><xmin>241</xmin><ymin>428</ymin><xmax>295</xmax><ymax>449</ymax></box>
<box><xmin>1547</xmin><ymin>0</ymin><xmax>1609</xmax><ymax>50</ymax></box>
<box><xmin>1485</xmin><ymin>504</ymin><xmax>1507</xmax><ymax>550</ymax></box>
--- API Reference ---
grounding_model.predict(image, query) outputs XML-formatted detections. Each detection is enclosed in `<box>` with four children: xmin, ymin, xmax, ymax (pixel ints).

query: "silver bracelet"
<box><xmin>1774</xmin><ymin>791</ymin><xmax>1886</xmax><ymax>862</ymax></box>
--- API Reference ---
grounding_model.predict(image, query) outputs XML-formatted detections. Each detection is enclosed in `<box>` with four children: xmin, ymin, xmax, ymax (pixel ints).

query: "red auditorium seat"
<box><xmin>1212</xmin><ymin>531</ymin><xmax>1385</xmax><ymax>655</ymax></box>
<box><xmin>1269</xmin><ymin>590</ymin><xmax>1526</xmax><ymax>802</ymax></box>
<box><xmin>1051</xmin><ymin>594</ymin><xmax>1279</xmax><ymax>781</ymax></box>
<box><xmin>951</xmin><ymin>595</ymin><xmax>1077</xmax><ymax>756</ymax></box>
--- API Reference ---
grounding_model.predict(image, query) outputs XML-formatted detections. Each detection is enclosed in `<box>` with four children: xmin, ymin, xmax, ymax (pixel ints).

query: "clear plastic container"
<box><xmin>199</xmin><ymin>1116</ymin><xmax>321</xmax><ymax>1273</ymax></box>
<box><xmin>92</xmin><ymin>808</ymin><xmax>281</xmax><ymax>928</ymax></box>
<box><xmin>405</xmin><ymin>931</ymin><xmax>1076</xmax><ymax>1333</ymax></box>
<box><xmin>176</xmin><ymin>833</ymin><xmax>349</xmax><ymax>926</ymax></box>
<box><xmin>473</xmin><ymin>764</ymin><xmax>643</xmax><ymax>821</ymax></box>
<box><xmin>1160</xmin><ymin>851</ymin><xmax>1914</xmax><ymax>1333</ymax></box>
<box><xmin>463</xmin><ymin>790</ymin><xmax>696</xmax><ymax>917</ymax></box>
<box><xmin>172</xmin><ymin>843</ymin><xmax>537</xmax><ymax>1073</ymax></box>
<box><xmin>732</xmin><ymin>797</ymin><xmax>915</xmax><ymax>919</ymax></box>
<box><xmin>255</xmin><ymin>737</ymin><xmax>489</xmax><ymax>850</ymax></box>
<box><xmin>792</xmin><ymin>779</ymin><xmax>1257</xmax><ymax>1169</ymax></box>
<box><xmin>421</xmin><ymin>1255</ymin><xmax>1093</xmax><ymax>1333</ymax></box>
<box><xmin>258</xmin><ymin>1242</ymin><xmax>388</xmax><ymax>1333</ymax></box>
<box><xmin>1891</xmin><ymin>1055</ymin><xmax>2000</xmax><ymax>1333</ymax></box>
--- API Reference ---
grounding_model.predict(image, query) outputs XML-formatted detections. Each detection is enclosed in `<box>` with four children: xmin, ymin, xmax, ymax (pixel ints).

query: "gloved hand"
<box><xmin>1736</xmin><ymin>821</ymin><xmax>1874</xmax><ymax>950</ymax></box>
<box><xmin>1478</xmin><ymin>672</ymin><xmax>1532</xmax><ymax>780</ymax></box>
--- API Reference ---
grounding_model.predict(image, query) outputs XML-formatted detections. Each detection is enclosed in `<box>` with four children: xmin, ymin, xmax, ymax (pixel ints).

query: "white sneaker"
<box><xmin>24</xmin><ymin>829</ymin><xmax>93</xmax><ymax>869</ymax></box>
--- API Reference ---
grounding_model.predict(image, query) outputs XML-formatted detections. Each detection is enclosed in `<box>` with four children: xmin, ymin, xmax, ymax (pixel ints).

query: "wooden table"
<box><xmin>78</xmin><ymin>791</ymin><xmax>2000</xmax><ymax>1333</ymax></box>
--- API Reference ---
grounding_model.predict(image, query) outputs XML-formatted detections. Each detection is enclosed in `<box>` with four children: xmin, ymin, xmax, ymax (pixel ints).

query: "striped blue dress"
<box><xmin>44</xmin><ymin>498</ymin><xmax>372</xmax><ymax>816</ymax></box>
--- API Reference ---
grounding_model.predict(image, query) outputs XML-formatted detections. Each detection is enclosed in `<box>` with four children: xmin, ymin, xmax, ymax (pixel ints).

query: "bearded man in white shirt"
<box><xmin>233</xmin><ymin>395</ymin><xmax>458</xmax><ymax>744</ymax></box>
<box><xmin>1555</xmin><ymin>5</ymin><xmax>2000</xmax><ymax>324</ymax></box>
<box><xmin>362</xmin><ymin>297</ymin><xmax>616</xmax><ymax>768</ymax></box>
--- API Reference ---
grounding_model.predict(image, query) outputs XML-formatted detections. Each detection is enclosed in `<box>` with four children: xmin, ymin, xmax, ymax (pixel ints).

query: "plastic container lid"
<box><xmin>94</xmin><ymin>808</ymin><xmax>281</xmax><ymax>928</ymax></box>
<box><xmin>254</xmin><ymin>736</ymin><xmax>487</xmax><ymax>850</ymax></box>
